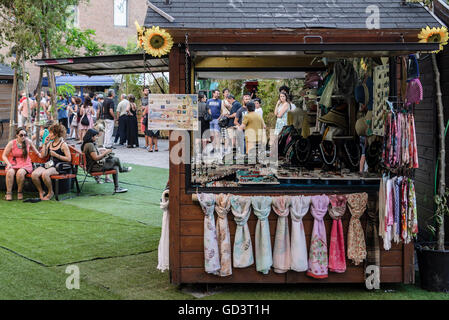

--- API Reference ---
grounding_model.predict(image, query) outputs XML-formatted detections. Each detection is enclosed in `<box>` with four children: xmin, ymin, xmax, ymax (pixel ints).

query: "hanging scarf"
<box><xmin>335</xmin><ymin>60</ymin><xmax>356</xmax><ymax>96</ymax></box>
<box><xmin>290</xmin><ymin>196</ymin><xmax>311</xmax><ymax>272</ymax></box>
<box><xmin>272</xmin><ymin>196</ymin><xmax>291</xmax><ymax>273</ymax></box>
<box><xmin>393</xmin><ymin>177</ymin><xmax>402</xmax><ymax>244</ymax></box>
<box><xmin>252</xmin><ymin>196</ymin><xmax>273</xmax><ymax>274</ymax></box>
<box><xmin>157</xmin><ymin>189</ymin><xmax>170</xmax><ymax>272</ymax></box>
<box><xmin>365</xmin><ymin>197</ymin><xmax>380</xmax><ymax>268</ymax></box>
<box><xmin>198</xmin><ymin>193</ymin><xmax>220</xmax><ymax>275</ymax></box>
<box><xmin>385</xmin><ymin>179</ymin><xmax>394</xmax><ymax>249</ymax></box>
<box><xmin>347</xmin><ymin>193</ymin><xmax>368</xmax><ymax>265</ymax></box>
<box><xmin>328</xmin><ymin>194</ymin><xmax>347</xmax><ymax>273</ymax></box>
<box><xmin>230</xmin><ymin>195</ymin><xmax>254</xmax><ymax>268</ymax></box>
<box><xmin>215</xmin><ymin>193</ymin><xmax>232</xmax><ymax>277</ymax></box>
<box><xmin>411</xmin><ymin>114</ymin><xmax>419</xmax><ymax>169</ymax></box>
<box><xmin>307</xmin><ymin>194</ymin><xmax>330</xmax><ymax>279</ymax></box>
<box><xmin>378</xmin><ymin>176</ymin><xmax>386</xmax><ymax>243</ymax></box>
<box><xmin>401</xmin><ymin>178</ymin><xmax>409</xmax><ymax>242</ymax></box>
<box><xmin>408</xmin><ymin>179</ymin><xmax>419</xmax><ymax>241</ymax></box>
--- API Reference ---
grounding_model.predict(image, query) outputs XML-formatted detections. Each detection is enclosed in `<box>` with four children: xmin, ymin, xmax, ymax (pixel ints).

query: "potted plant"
<box><xmin>415</xmin><ymin>45</ymin><xmax>449</xmax><ymax>292</ymax></box>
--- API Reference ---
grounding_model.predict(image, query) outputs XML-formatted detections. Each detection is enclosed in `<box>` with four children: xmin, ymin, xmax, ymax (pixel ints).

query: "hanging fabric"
<box><xmin>401</xmin><ymin>178</ymin><xmax>409</xmax><ymax>242</ymax></box>
<box><xmin>215</xmin><ymin>193</ymin><xmax>232</xmax><ymax>277</ymax></box>
<box><xmin>347</xmin><ymin>193</ymin><xmax>368</xmax><ymax>265</ymax></box>
<box><xmin>252</xmin><ymin>196</ymin><xmax>273</xmax><ymax>274</ymax></box>
<box><xmin>365</xmin><ymin>197</ymin><xmax>380</xmax><ymax>269</ymax></box>
<box><xmin>157</xmin><ymin>189</ymin><xmax>170</xmax><ymax>272</ymax></box>
<box><xmin>307</xmin><ymin>194</ymin><xmax>330</xmax><ymax>279</ymax></box>
<box><xmin>408</xmin><ymin>179</ymin><xmax>419</xmax><ymax>241</ymax></box>
<box><xmin>328</xmin><ymin>194</ymin><xmax>347</xmax><ymax>273</ymax></box>
<box><xmin>272</xmin><ymin>196</ymin><xmax>291</xmax><ymax>273</ymax></box>
<box><xmin>198</xmin><ymin>193</ymin><xmax>220</xmax><ymax>275</ymax></box>
<box><xmin>230</xmin><ymin>195</ymin><xmax>254</xmax><ymax>268</ymax></box>
<box><xmin>393</xmin><ymin>176</ymin><xmax>402</xmax><ymax>244</ymax></box>
<box><xmin>290</xmin><ymin>195</ymin><xmax>311</xmax><ymax>272</ymax></box>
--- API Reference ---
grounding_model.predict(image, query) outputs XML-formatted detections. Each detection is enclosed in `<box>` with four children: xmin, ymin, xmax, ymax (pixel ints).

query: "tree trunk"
<box><xmin>34</xmin><ymin>64</ymin><xmax>43</xmax><ymax>149</ymax></box>
<box><xmin>45</xmin><ymin>37</ymin><xmax>57</xmax><ymax>120</ymax></box>
<box><xmin>432</xmin><ymin>53</ymin><xmax>445</xmax><ymax>250</ymax></box>
<box><xmin>8</xmin><ymin>55</ymin><xmax>20</xmax><ymax>140</ymax></box>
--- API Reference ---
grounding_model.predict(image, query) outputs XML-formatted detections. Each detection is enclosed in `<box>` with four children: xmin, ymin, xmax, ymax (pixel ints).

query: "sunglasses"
<box><xmin>19</xmin><ymin>133</ymin><xmax>27</xmax><ymax>137</ymax></box>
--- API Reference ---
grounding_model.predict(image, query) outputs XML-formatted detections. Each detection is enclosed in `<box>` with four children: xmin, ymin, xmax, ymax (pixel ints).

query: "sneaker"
<box><xmin>114</xmin><ymin>187</ymin><xmax>128</xmax><ymax>193</ymax></box>
<box><xmin>95</xmin><ymin>177</ymin><xmax>104</xmax><ymax>184</ymax></box>
<box><xmin>121</xmin><ymin>166</ymin><xmax>132</xmax><ymax>173</ymax></box>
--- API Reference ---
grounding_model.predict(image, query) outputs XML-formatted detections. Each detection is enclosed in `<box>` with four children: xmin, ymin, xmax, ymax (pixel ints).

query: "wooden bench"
<box><xmin>0</xmin><ymin>147</ymin><xmax>80</xmax><ymax>201</ymax></box>
<box><xmin>70</xmin><ymin>145</ymin><xmax>117</xmax><ymax>191</ymax></box>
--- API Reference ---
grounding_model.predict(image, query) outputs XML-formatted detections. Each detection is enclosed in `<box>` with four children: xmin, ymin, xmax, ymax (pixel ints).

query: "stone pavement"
<box><xmin>68</xmin><ymin>137</ymin><xmax>169</xmax><ymax>169</ymax></box>
<box><xmin>111</xmin><ymin>137</ymin><xmax>169</xmax><ymax>169</ymax></box>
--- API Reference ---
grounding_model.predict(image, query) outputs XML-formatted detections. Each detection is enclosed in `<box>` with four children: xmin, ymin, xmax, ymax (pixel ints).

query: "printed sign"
<box><xmin>147</xmin><ymin>94</ymin><xmax>198</xmax><ymax>131</ymax></box>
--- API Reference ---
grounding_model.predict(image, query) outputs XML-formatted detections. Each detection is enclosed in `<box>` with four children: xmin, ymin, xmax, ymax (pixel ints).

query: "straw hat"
<box><xmin>319</xmin><ymin>109</ymin><xmax>348</xmax><ymax>129</ymax></box>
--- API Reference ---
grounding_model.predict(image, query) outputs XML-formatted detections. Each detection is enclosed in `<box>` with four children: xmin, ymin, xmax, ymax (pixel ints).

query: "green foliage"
<box><xmin>429</xmin><ymin>188</ymin><xmax>449</xmax><ymax>236</ymax></box>
<box><xmin>57</xmin><ymin>83</ymin><xmax>76</xmax><ymax>98</ymax></box>
<box><xmin>216</xmin><ymin>79</ymin><xmax>244</xmax><ymax>102</ymax></box>
<box><xmin>53</xmin><ymin>27</ymin><xmax>105</xmax><ymax>57</ymax></box>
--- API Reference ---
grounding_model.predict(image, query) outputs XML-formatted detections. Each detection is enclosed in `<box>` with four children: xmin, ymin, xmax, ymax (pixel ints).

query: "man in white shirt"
<box><xmin>114</xmin><ymin>93</ymin><xmax>129</xmax><ymax>146</ymax></box>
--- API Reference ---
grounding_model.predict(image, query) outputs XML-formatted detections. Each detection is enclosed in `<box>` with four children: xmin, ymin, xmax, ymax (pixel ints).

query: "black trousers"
<box><xmin>114</xmin><ymin>115</ymin><xmax>128</xmax><ymax>144</ymax></box>
<box><xmin>92</xmin><ymin>157</ymin><xmax>124</xmax><ymax>189</ymax></box>
<box><xmin>59</xmin><ymin>118</ymin><xmax>69</xmax><ymax>132</ymax></box>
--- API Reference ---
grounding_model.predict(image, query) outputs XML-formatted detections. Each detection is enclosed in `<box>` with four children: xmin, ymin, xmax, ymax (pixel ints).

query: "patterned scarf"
<box><xmin>307</xmin><ymin>195</ymin><xmax>330</xmax><ymax>279</ymax></box>
<box><xmin>198</xmin><ymin>193</ymin><xmax>220</xmax><ymax>275</ymax></box>
<box><xmin>272</xmin><ymin>196</ymin><xmax>291</xmax><ymax>273</ymax></box>
<box><xmin>393</xmin><ymin>177</ymin><xmax>402</xmax><ymax>243</ymax></box>
<box><xmin>230</xmin><ymin>195</ymin><xmax>254</xmax><ymax>268</ymax></box>
<box><xmin>252</xmin><ymin>196</ymin><xmax>273</xmax><ymax>274</ymax></box>
<box><xmin>408</xmin><ymin>179</ymin><xmax>418</xmax><ymax>241</ymax></box>
<box><xmin>290</xmin><ymin>196</ymin><xmax>311</xmax><ymax>272</ymax></box>
<box><xmin>215</xmin><ymin>193</ymin><xmax>232</xmax><ymax>277</ymax></box>
<box><xmin>328</xmin><ymin>194</ymin><xmax>347</xmax><ymax>273</ymax></box>
<box><xmin>401</xmin><ymin>178</ymin><xmax>408</xmax><ymax>242</ymax></box>
<box><xmin>347</xmin><ymin>193</ymin><xmax>368</xmax><ymax>265</ymax></box>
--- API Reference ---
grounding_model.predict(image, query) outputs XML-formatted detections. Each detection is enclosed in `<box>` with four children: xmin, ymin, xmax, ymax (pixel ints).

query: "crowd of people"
<box><xmin>197</xmin><ymin>86</ymin><xmax>296</xmax><ymax>157</ymax></box>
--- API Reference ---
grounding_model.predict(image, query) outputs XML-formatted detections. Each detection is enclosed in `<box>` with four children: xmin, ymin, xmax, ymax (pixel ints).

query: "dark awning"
<box><xmin>34</xmin><ymin>53</ymin><xmax>169</xmax><ymax>76</ymax></box>
<box><xmin>189</xmin><ymin>42</ymin><xmax>440</xmax><ymax>57</ymax></box>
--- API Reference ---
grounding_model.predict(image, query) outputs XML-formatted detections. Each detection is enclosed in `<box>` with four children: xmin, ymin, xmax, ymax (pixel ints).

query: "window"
<box><xmin>114</xmin><ymin>0</ymin><xmax>128</xmax><ymax>27</ymax></box>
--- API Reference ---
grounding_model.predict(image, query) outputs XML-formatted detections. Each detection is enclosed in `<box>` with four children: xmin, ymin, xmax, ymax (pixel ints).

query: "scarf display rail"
<box><xmin>193</xmin><ymin>191</ymin><xmax>412</xmax><ymax>280</ymax></box>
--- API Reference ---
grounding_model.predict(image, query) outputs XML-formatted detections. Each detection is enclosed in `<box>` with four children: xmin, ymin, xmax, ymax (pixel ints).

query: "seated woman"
<box><xmin>81</xmin><ymin>128</ymin><xmax>132</xmax><ymax>193</ymax></box>
<box><xmin>2</xmin><ymin>127</ymin><xmax>41</xmax><ymax>201</ymax></box>
<box><xmin>31</xmin><ymin>123</ymin><xmax>71</xmax><ymax>200</ymax></box>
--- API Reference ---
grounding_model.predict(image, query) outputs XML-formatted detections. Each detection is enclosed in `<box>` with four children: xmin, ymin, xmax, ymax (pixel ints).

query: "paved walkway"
<box><xmin>112</xmin><ymin>137</ymin><xmax>169</xmax><ymax>169</ymax></box>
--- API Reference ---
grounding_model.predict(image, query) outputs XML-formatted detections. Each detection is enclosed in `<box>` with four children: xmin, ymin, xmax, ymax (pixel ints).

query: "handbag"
<box><xmin>55</xmin><ymin>162</ymin><xmax>72</xmax><ymax>174</ymax></box>
<box><xmin>203</xmin><ymin>110</ymin><xmax>212</xmax><ymax>122</ymax></box>
<box><xmin>218</xmin><ymin>115</ymin><xmax>228</xmax><ymax>128</ymax></box>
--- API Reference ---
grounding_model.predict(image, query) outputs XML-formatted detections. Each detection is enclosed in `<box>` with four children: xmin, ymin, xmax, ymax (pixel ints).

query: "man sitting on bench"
<box><xmin>81</xmin><ymin>128</ymin><xmax>131</xmax><ymax>193</ymax></box>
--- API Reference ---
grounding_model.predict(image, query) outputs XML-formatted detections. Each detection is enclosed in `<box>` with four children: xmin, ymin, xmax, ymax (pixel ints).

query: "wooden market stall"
<box><xmin>143</xmin><ymin>0</ymin><xmax>444</xmax><ymax>285</ymax></box>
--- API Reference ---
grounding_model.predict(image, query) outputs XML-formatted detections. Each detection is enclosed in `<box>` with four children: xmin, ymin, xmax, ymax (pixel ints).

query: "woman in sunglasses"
<box><xmin>31</xmin><ymin>123</ymin><xmax>71</xmax><ymax>201</ymax></box>
<box><xmin>2</xmin><ymin>127</ymin><xmax>41</xmax><ymax>201</ymax></box>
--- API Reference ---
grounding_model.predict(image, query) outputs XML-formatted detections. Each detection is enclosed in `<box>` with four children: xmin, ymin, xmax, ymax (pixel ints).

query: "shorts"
<box><xmin>209</xmin><ymin>119</ymin><xmax>220</xmax><ymax>132</ymax></box>
<box><xmin>146</xmin><ymin>129</ymin><xmax>160</xmax><ymax>137</ymax></box>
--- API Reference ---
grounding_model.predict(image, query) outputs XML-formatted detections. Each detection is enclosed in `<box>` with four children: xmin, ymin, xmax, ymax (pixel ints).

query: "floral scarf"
<box><xmin>328</xmin><ymin>194</ymin><xmax>347</xmax><ymax>273</ymax></box>
<box><xmin>290</xmin><ymin>196</ymin><xmax>311</xmax><ymax>272</ymax></box>
<box><xmin>252</xmin><ymin>196</ymin><xmax>273</xmax><ymax>274</ymax></box>
<box><xmin>307</xmin><ymin>195</ymin><xmax>330</xmax><ymax>279</ymax></box>
<box><xmin>230</xmin><ymin>195</ymin><xmax>254</xmax><ymax>268</ymax></box>
<box><xmin>347</xmin><ymin>193</ymin><xmax>368</xmax><ymax>265</ymax></box>
<box><xmin>272</xmin><ymin>196</ymin><xmax>291</xmax><ymax>273</ymax></box>
<box><xmin>215</xmin><ymin>193</ymin><xmax>232</xmax><ymax>277</ymax></box>
<box><xmin>198</xmin><ymin>193</ymin><xmax>220</xmax><ymax>275</ymax></box>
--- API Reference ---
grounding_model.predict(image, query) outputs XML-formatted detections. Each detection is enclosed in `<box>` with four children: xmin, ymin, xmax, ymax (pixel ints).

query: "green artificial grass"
<box><xmin>54</xmin><ymin>251</ymin><xmax>191</xmax><ymax>300</ymax></box>
<box><xmin>64</xmin><ymin>164</ymin><xmax>168</xmax><ymax>226</ymax></box>
<box><xmin>0</xmin><ymin>248</ymin><xmax>119</xmax><ymax>300</ymax></box>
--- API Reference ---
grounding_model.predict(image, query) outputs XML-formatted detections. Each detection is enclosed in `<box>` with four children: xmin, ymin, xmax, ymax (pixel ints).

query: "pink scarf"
<box><xmin>215</xmin><ymin>193</ymin><xmax>232</xmax><ymax>277</ymax></box>
<box><xmin>347</xmin><ymin>193</ymin><xmax>368</xmax><ymax>265</ymax></box>
<box><xmin>272</xmin><ymin>196</ymin><xmax>291</xmax><ymax>273</ymax></box>
<box><xmin>328</xmin><ymin>195</ymin><xmax>347</xmax><ymax>273</ymax></box>
<box><xmin>307</xmin><ymin>195</ymin><xmax>330</xmax><ymax>279</ymax></box>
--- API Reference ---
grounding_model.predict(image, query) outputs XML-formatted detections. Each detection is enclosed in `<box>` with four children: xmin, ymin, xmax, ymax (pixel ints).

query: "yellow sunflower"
<box><xmin>418</xmin><ymin>26</ymin><xmax>449</xmax><ymax>53</ymax></box>
<box><xmin>135</xmin><ymin>21</ymin><xmax>144</xmax><ymax>48</ymax></box>
<box><xmin>142</xmin><ymin>26</ymin><xmax>173</xmax><ymax>57</ymax></box>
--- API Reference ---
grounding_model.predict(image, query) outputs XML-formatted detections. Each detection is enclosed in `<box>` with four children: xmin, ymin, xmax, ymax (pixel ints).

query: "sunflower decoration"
<box><xmin>418</xmin><ymin>26</ymin><xmax>449</xmax><ymax>53</ymax></box>
<box><xmin>141</xmin><ymin>26</ymin><xmax>173</xmax><ymax>57</ymax></box>
<box><xmin>135</xmin><ymin>21</ymin><xmax>145</xmax><ymax>48</ymax></box>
